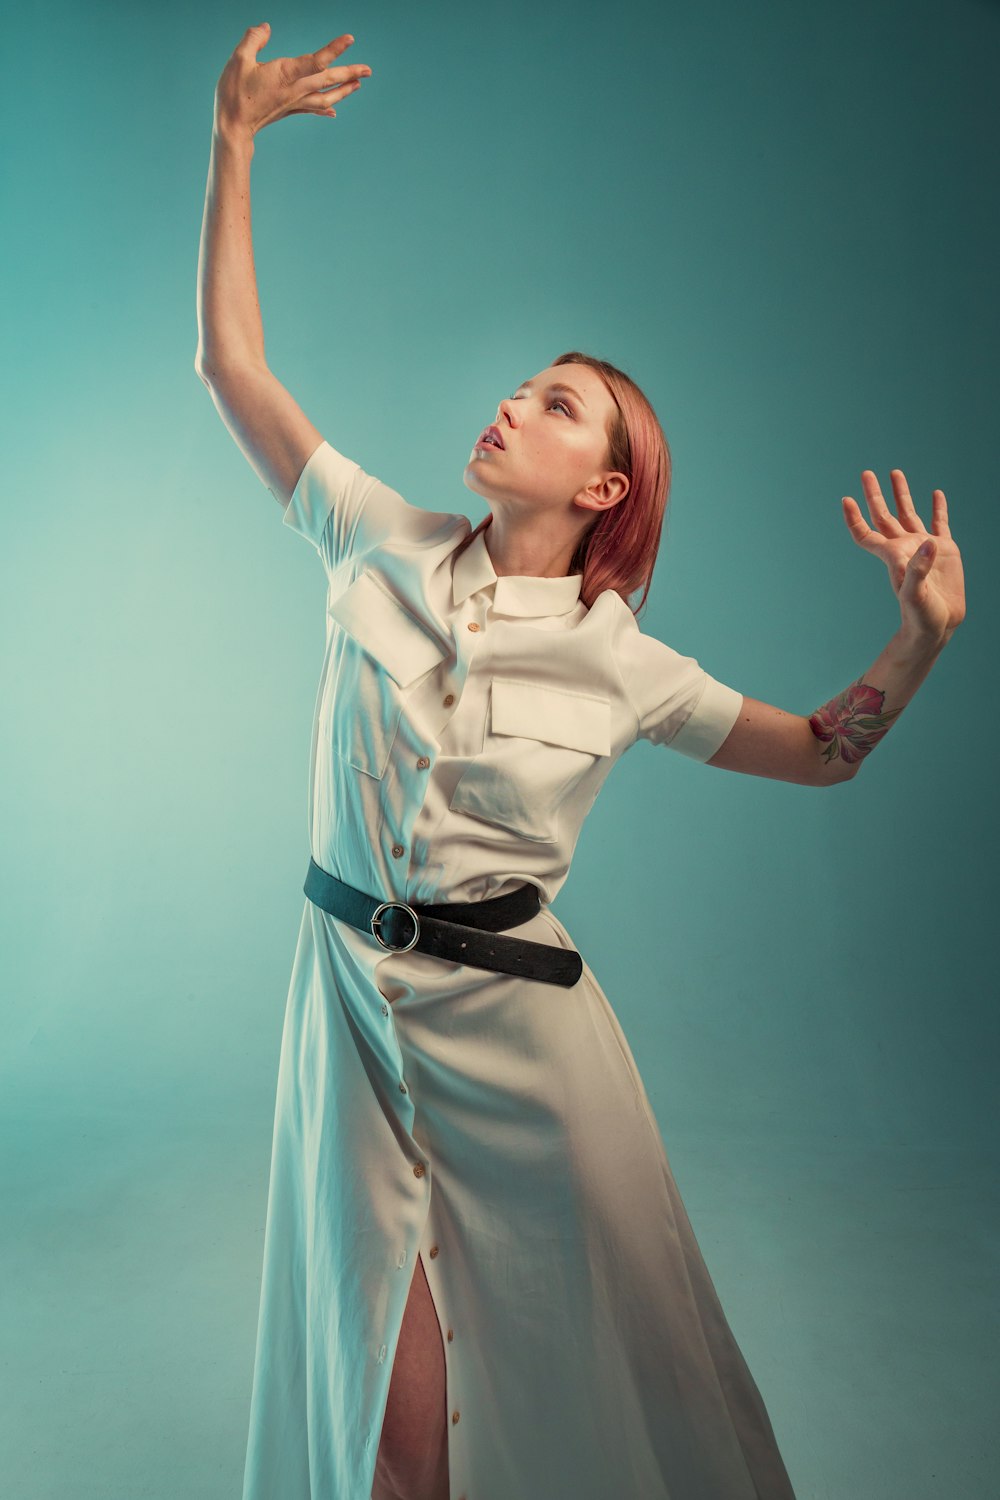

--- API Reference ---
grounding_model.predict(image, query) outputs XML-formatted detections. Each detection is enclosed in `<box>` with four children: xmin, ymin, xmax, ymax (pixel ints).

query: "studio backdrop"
<box><xmin>2</xmin><ymin>2</ymin><xmax>997</xmax><ymax>1497</ymax></box>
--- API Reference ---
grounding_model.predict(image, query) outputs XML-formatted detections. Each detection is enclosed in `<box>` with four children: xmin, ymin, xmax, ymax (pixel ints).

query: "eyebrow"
<box><xmin>515</xmin><ymin>380</ymin><xmax>589</xmax><ymax>409</ymax></box>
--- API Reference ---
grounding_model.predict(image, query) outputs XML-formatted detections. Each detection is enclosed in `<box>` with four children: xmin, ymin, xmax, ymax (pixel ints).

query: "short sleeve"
<box><xmin>614</xmin><ymin>620</ymin><xmax>744</xmax><ymax>762</ymax></box>
<box><xmin>281</xmin><ymin>439</ymin><xmax>460</xmax><ymax>575</ymax></box>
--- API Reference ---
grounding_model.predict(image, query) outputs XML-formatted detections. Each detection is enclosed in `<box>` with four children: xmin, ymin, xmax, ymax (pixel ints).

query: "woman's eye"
<box><xmin>504</xmin><ymin>393</ymin><xmax>572</xmax><ymax>416</ymax></box>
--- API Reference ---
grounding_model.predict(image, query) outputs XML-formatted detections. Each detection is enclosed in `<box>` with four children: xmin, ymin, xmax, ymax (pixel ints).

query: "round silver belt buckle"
<box><xmin>370</xmin><ymin>901</ymin><xmax>421</xmax><ymax>953</ymax></box>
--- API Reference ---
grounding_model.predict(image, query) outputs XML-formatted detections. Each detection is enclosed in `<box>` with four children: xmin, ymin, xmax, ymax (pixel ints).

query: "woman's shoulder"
<box><xmin>586</xmin><ymin>587</ymin><xmax>644</xmax><ymax>637</ymax></box>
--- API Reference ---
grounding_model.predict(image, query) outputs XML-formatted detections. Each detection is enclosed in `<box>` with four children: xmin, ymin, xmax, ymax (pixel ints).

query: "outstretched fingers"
<box><xmin>843</xmin><ymin>476</ymin><xmax>953</xmax><ymax>563</ymax></box>
<box><xmin>841</xmin><ymin>494</ymin><xmax>884</xmax><ymax>555</ymax></box>
<box><xmin>858</xmin><ymin>469</ymin><xmax>908</xmax><ymax>536</ymax></box>
<box><xmin>930</xmin><ymin>488</ymin><xmax>952</xmax><ymax>538</ymax></box>
<box><xmin>885</xmin><ymin>468</ymin><xmax>927</xmax><ymax>532</ymax></box>
<box><xmin>293</xmin><ymin>32</ymin><xmax>364</xmax><ymax>81</ymax></box>
<box><xmin>295</xmin><ymin>37</ymin><xmax>372</xmax><ymax>112</ymax></box>
<box><xmin>298</xmin><ymin>64</ymin><xmax>370</xmax><ymax>109</ymax></box>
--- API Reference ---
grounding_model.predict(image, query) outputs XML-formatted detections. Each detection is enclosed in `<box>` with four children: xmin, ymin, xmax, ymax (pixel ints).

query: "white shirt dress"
<box><xmin>240</xmin><ymin>440</ymin><xmax>798</xmax><ymax>1500</ymax></box>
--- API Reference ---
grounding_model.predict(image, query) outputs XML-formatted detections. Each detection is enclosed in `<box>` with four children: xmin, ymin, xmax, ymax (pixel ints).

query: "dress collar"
<box><xmin>451</xmin><ymin>523</ymin><xmax>584</xmax><ymax>618</ymax></box>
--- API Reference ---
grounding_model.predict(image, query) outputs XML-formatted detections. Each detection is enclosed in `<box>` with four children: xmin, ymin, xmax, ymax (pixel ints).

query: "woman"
<box><xmin>197</xmin><ymin>26</ymin><xmax>966</xmax><ymax>1500</ymax></box>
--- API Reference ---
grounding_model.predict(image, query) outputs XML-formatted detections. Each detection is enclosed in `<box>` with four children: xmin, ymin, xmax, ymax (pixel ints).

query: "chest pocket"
<box><xmin>450</xmin><ymin>677</ymin><xmax>611</xmax><ymax>843</ymax></box>
<box><xmin>323</xmin><ymin>569</ymin><xmax>447</xmax><ymax>779</ymax></box>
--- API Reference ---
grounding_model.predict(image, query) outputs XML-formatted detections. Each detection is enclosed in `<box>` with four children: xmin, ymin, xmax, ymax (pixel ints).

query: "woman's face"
<box><xmin>463</xmin><ymin>363</ymin><xmax>628</xmax><ymax>523</ymax></box>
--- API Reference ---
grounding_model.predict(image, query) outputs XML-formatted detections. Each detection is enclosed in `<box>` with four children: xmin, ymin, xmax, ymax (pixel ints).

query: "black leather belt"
<box><xmin>303</xmin><ymin>857</ymin><xmax>583</xmax><ymax>988</ymax></box>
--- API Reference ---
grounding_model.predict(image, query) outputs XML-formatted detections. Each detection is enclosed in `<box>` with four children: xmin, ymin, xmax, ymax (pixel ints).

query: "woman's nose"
<box><xmin>496</xmin><ymin>396</ymin><xmax>517</xmax><ymax>427</ymax></box>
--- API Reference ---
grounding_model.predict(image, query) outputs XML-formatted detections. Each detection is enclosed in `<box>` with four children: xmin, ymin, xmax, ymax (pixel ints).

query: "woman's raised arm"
<box><xmin>706</xmin><ymin>468</ymin><xmax>966</xmax><ymax>785</ymax></box>
<box><xmin>194</xmin><ymin>24</ymin><xmax>371</xmax><ymax>506</ymax></box>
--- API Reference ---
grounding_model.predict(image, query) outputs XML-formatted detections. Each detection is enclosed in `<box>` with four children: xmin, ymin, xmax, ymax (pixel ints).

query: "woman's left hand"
<box><xmin>841</xmin><ymin>468</ymin><xmax>966</xmax><ymax>647</ymax></box>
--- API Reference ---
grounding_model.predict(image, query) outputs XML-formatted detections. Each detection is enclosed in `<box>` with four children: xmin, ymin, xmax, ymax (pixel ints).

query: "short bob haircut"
<box><xmin>461</xmin><ymin>351</ymin><xmax>672</xmax><ymax>618</ymax></box>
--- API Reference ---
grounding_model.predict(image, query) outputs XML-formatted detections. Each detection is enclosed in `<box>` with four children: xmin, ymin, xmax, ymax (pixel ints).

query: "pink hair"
<box><xmin>461</xmin><ymin>352</ymin><xmax>672</xmax><ymax>617</ymax></box>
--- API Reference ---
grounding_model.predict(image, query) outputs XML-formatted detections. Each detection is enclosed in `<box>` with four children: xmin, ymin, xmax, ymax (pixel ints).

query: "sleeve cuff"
<box><xmin>281</xmin><ymin>440</ymin><xmax>359</xmax><ymax>551</ymax></box>
<box><xmin>668</xmin><ymin>676</ymin><xmax>744</xmax><ymax>761</ymax></box>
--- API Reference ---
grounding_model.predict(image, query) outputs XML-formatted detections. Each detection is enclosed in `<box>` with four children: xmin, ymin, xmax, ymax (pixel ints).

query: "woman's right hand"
<box><xmin>213</xmin><ymin>23</ymin><xmax>371</xmax><ymax>141</ymax></box>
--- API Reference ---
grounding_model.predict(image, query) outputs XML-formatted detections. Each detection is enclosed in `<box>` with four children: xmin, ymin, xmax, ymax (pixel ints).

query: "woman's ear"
<box><xmin>575</xmin><ymin>472</ymin><xmax>630</xmax><ymax>514</ymax></box>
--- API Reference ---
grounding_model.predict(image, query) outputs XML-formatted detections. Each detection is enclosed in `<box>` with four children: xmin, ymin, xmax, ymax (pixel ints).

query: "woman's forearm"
<box><xmin>195</xmin><ymin>124</ymin><xmax>266</xmax><ymax>377</ymax></box>
<box><xmin>808</xmin><ymin>625</ymin><xmax>951</xmax><ymax>777</ymax></box>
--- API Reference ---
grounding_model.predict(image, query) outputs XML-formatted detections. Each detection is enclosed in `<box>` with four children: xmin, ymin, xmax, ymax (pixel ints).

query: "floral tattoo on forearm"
<box><xmin>808</xmin><ymin>679</ymin><xmax>904</xmax><ymax>766</ymax></box>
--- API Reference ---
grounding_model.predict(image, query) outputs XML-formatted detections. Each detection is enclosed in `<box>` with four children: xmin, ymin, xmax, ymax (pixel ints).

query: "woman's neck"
<box><xmin>483</xmin><ymin>512</ymin><xmax>584</xmax><ymax>579</ymax></box>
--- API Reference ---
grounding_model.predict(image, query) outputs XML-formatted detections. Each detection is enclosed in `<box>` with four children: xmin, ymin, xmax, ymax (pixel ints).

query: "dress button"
<box><xmin>391</xmin><ymin>844</ymin><xmax>405</xmax><ymax>858</ymax></box>
<box><xmin>451</xmin><ymin>1410</ymin><xmax>461</xmax><ymax>1424</ymax></box>
<box><xmin>443</xmin><ymin>693</ymin><xmax>455</xmax><ymax>707</ymax></box>
<box><xmin>381</xmin><ymin>1003</ymin><xmax>389</xmax><ymax>1016</ymax></box>
<box><xmin>416</xmin><ymin>756</ymin><xmax>430</xmax><ymax>770</ymax></box>
<box><xmin>447</xmin><ymin>1328</ymin><xmax>454</xmax><ymax>1341</ymax></box>
<box><xmin>413</xmin><ymin>1163</ymin><xmax>426</xmax><ymax>1178</ymax></box>
<box><xmin>467</xmin><ymin>621</ymin><xmax>480</xmax><ymax>633</ymax></box>
<box><xmin>377</xmin><ymin>1344</ymin><xmax>387</xmax><ymax>1363</ymax></box>
<box><xmin>398</xmin><ymin>1081</ymin><xmax>407</xmax><ymax>1093</ymax></box>
<box><xmin>429</xmin><ymin>1245</ymin><xmax>439</xmax><ymax>1258</ymax></box>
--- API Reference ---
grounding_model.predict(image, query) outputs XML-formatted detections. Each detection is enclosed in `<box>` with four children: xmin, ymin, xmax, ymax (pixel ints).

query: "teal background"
<box><xmin>3</xmin><ymin>0</ymin><xmax>998</xmax><ymax>1495</ymax></box>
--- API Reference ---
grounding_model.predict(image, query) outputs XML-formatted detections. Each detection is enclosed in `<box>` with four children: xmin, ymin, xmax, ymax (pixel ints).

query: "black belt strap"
<box><xmin>303</xmin><ymin>857</ymin><xmax>583</xmax><ymax>988</ymax></box>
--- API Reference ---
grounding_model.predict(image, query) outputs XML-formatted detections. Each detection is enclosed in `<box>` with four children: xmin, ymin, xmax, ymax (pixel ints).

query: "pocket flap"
<box><xmin>491</xmin><ymin>677</ymin><xmax>611</xmax><ymax>756</ymax></box>
<box><xmin>328</xmin><ymin>570</ymin><xmax>447</xmax><ymax>687</ymax></box>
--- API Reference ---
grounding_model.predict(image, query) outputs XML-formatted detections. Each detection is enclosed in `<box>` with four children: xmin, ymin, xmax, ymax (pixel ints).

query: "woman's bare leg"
<box><xmin>371</xmin><ymin>1252</ymin><xmax>450</xmax><ymax>1500</ymax></box>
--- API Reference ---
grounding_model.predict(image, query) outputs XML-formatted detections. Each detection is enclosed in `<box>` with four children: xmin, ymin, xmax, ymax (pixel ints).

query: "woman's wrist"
<box><xmin>897</xmin><ymin>619</ymin><xmax>952</xmax><ymax>658</ymax></box>
<box><xmin>212</xmin><ymin>111</ymin><xmax>256</xmax><ymax>156</ymax></box>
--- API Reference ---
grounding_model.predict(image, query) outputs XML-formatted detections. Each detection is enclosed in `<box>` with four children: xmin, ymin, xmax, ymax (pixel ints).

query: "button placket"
<box><xmin>422</xmin><ymin>1235</ymin><xmax>461</xmax><ymax>1474</ymax></box>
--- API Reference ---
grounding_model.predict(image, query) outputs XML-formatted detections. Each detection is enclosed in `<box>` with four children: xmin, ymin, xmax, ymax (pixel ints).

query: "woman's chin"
<box><xmin>462</xmin><ymin>464</ymin><xmax>497</xmax><ymax>497</ymax></box>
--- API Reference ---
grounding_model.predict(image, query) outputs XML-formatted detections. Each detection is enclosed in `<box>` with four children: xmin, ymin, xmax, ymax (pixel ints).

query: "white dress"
<box><xmin>240</xmin><ymin>440</ymin><xmax>798</xmax><ymax>1500</ymax></box>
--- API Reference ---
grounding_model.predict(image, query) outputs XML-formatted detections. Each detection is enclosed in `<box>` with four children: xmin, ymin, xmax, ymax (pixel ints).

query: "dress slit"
<box><xmin>371</xmin><ymin>1161</ymin><xmax>453</xmax><ymax>1500</ymax></box>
